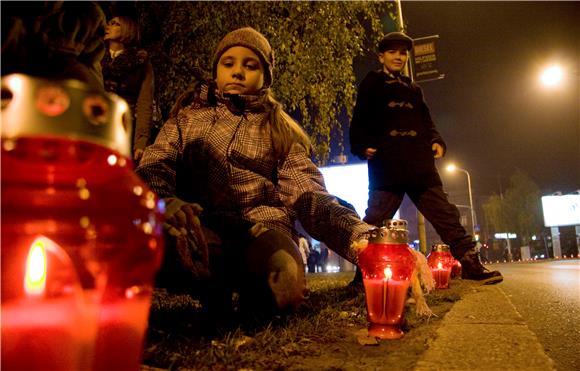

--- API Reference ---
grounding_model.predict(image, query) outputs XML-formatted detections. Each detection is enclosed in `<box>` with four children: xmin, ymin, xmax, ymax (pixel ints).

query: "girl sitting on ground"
<box><xmin>136</xmin><ymin>27</ymin><xmax>370</xmax><ymax>323</ymax></box>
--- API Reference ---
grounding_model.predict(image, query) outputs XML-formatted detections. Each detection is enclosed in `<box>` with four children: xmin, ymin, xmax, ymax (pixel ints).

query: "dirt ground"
<box><xmin>269</xmin><ymin>282</ymin><xmax>469</xmax><ymax>371</ymax></box>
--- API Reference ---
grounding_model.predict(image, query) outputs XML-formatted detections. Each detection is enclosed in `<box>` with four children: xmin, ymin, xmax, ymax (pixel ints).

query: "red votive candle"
<box><xmin>427</xmin><ymin>244</ymin><xmax>455</xmax><ymax>289</ymax></box>
<box><xmin>358</xmin><ymin>220</ymin><xmax>416</xmax><ymax>340</ymax></box>
<box><xmin>1</xmin><ymin>74</ymin><xmax>164</xmax><ymax>371</ymax></box>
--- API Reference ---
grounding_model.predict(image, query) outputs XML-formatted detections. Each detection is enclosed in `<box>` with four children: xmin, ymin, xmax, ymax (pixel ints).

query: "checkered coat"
<box><xmin>136</xmin><ymin>91</ymin><xmax>370</xmax><ymax>264</ymax></box>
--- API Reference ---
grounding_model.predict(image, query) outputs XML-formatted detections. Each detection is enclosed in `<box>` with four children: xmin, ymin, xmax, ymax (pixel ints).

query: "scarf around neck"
<box><xmin>215</xmin><ymin>89</ymin><xmax>268</xmax><ymax>115</ymax></box>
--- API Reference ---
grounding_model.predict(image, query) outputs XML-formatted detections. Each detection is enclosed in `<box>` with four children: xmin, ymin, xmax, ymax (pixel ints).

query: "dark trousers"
<box><xmin>363</xmin><ymin>186</ymin><xmax>475</xmax><ymax>260</ymax></box>
<box><xmin>237</xmin><ymin>229</ymin><xmax>308</xmax><ymax>314</ymax></box>
<box><xmin>158</xmin><ymin>220</ymin><xmax>307</xmax><ymax>320</ymax></box>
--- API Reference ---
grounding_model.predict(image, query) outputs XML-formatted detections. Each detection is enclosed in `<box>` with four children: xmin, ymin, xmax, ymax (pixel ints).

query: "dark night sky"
<box><xmin>399</xmin><ymin>1</ymin><xmax>579</xmax><ymax>200</ymax></box>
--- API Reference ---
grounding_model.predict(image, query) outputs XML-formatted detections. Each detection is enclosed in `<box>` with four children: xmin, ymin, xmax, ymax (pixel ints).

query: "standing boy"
<box><xmin>349</xmin><ymin>32</ymin><xmax>502</xmax><ymax>284</ymax></box>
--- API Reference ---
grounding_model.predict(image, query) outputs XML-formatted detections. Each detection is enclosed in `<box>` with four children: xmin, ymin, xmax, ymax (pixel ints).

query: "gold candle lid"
<box><xmin>431</xmin><ymin>243</ymin><xmax>450</xmax><ymax>253</ymax></box>
<box><xmin>1</xmin><ymin>74</ymin><xmax>132</xmax><ymax>157</ymax></box>
<box><xmin>367</xmin><ymin>219</ymin><xmax>409</xmax><ymax>244</ymax></box>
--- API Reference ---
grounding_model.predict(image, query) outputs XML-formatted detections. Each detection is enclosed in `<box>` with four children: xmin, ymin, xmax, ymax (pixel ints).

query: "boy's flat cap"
<box><xmin>378</xmin><ymin>32</ymin><xmax>413</xmax><ymax>52</ymax></box>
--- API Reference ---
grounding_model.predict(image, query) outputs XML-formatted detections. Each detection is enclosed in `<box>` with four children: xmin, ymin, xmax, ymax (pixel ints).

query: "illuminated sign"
<box><xmin>541</xmin><ymin>195</ymin><xmax>580</xmax><ymax>227</ymax></box>
<box><xmin>319</xmin><ymin>163</ymin><xmax>401</xmax><ymax>221</ymax></box>
<box><xmin>494</xmin><ymin>233</ymin><xmax>517</xmax><ymax>239</ymax></box>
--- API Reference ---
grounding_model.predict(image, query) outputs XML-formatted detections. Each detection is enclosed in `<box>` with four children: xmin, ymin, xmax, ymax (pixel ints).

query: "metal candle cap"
<box><xmin>367</xmin><ymin>219</ymin><xmax>408</xmax><ymax>244</ymax></box>
<box><xmin>431</xmin><ymin>243</ymin><xmax>450</xmax><ymax>253</ymax></box>
<box><xmin>382</xmin><ymin>219</ymin><xmax>408</xmax><ymax>230</ymax></box>
<box><xmin>1</xmin><ymin>74</ymin><xmax>132</xmax><ymax>157</ymax></box>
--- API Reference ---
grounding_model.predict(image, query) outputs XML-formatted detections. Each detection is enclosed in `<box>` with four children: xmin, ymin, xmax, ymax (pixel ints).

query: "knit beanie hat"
<box><xmin>378</xmin><ymin>32</ymin><xmax>414</xmax><ymax>52</ymax></box>
<box><xmin>212</xmin><ymin>27</ymin><xmax>274</xmax><ymax>88</ymax></box>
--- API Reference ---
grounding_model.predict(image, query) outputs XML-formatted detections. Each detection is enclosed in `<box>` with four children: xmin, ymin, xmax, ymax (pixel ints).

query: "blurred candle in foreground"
<box><xmin>1</xmin><ymin>74</ymin><xmax>164</xmax><ymax>371</ymax></box>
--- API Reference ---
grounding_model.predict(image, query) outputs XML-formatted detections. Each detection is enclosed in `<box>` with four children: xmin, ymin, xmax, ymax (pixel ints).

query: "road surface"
<box><xmin>494</xmin><ymin>259</ymin><xmax>580</xmax><ymax>371</ymax></box>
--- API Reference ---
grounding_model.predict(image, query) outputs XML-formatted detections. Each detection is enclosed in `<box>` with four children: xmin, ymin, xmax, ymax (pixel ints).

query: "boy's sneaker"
<box><xmin>460</xmin><ymin>249</ymin><xmax>503</xmax><ymax>284</ymax></box>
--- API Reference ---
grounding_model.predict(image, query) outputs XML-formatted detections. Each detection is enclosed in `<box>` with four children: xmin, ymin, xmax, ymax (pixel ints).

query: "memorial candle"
<box><xmin>359</xmin><ymin>220</ymin><xmax>416</xmax><ymax>340</ymax></box>
<box><xmin>1</xmin><ymin>74</ymin><xmax>164</xmax><ymax>371</ymax></box>
<box><xmin>427</xmin><ymin>244</ymin><xmax>454</xmax><ymax>289</ymax></box>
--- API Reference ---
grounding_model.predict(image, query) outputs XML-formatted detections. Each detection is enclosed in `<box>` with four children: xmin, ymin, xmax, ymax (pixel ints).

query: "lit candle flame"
<box><xmin>437</xmin><ymin>262</ymin><xmax>443</xmax><ymax>270</ymax></box>
<box><xmin>384</xmin><ymin>267</ymin><xmax>392</xmax><ymax>280</ymax></box>
<box><xmin>24</xmin><ymin>238</ymin><xmax>47</xmax><ymax>297</ymax></box>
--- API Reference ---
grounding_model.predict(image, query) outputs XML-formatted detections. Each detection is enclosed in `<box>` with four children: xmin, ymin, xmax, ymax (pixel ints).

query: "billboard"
<box><xmin>541</xmin><ymin>194</ymin><xmax>580</xmax><ymax>227</ymax></box>
<box><xmin>319</xmin><ymin>163</ymin><xmax>369</xmax><ymax>219</ymax></box>
<box><xmin>319</xmin><ymin>163</ymin><xmax>400</xmax><ymax>221</ymax></box>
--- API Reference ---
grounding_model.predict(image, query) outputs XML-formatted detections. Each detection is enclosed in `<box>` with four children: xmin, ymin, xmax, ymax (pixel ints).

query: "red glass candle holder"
<box><xmin>1</xmin><ymin>74</ymin><xmax>164</xmax><ymax>371</ymax></box>
<box><xmin>358</xmin><ymin>219</ymin><xmax>416</xmax><ymax>339</ymax></box>
<box><xmin>427</xmin><ymin>244</ymin><xmax>454</xmax><ymax>289</ymax></box>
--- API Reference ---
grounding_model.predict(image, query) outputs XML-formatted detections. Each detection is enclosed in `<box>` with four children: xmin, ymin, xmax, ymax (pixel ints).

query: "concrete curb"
<box><xmin>414</xmin><ymin>285</ymin><xmax>555</xmax><ymax>370</ymax></box>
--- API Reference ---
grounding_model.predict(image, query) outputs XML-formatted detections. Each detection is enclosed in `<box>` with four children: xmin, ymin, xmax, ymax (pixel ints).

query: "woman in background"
<box><xmin>102</xmin><ymin>15</ymin><xmax>154</xmax><ymax>162</ymax></box>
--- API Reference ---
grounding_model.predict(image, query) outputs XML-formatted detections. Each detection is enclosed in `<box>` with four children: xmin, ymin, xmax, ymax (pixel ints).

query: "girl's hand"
<box><xmin>163</xmin><ymin>198</ymin><xmax>208</xmax><ymax>268</ymax></box>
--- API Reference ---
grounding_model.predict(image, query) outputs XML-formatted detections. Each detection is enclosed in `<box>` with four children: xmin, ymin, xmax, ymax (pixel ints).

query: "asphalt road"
<box><xmin>493</xmin><ymin>259</ymin><xmax>580</xmax><ymax>371</ymax></box>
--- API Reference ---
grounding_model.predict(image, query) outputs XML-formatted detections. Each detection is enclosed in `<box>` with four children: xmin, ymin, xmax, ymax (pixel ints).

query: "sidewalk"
<box><xmin>414</xmin><ymin>284</ymin><xmax>555</xmax><ymax>370</ymax></box>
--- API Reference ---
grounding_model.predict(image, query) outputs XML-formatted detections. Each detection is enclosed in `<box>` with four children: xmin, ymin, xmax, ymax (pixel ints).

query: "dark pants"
<box><xmin>363</xmin><ymin>186</ymin><xmax>475</xmax><ymax>260</ymax></box>
<box><xmin>238</xmin><ymin>229</ymin><xmax>308</xmax><ymax>314</ymax></box>
<box><xmin>157</xmin><ymin>220</ymin><xmax>307</xmax><ymax>320</ymax></box>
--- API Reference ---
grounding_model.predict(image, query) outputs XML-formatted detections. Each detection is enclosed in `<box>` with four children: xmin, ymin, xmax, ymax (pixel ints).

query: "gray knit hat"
<box><xmin>378</xmin><ymin>32</ymin><xmax>414</xmax><ymax>52</ymax></box>
<box><xmin>212</xmin><ymin>27</ymin><xmax>274</xmax><ymax>88</ymax></box>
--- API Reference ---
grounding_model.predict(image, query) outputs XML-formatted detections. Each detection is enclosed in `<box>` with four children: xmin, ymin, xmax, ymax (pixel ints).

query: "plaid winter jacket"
<box><xmin>136</xmin><ymin>90</ymin><xmax>370</xmax><ymax>264</ymax></box>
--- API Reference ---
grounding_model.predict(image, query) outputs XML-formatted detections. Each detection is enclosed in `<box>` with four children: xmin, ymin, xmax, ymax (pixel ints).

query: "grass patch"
<box><xmin>142</xmin><ymin>272</ymin><xmax>474</xmax><ymax>370</ymax></box>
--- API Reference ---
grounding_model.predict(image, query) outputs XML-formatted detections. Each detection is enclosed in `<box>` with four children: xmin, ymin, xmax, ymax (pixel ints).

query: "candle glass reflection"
<box><xmin>450</xmin><ymin>259</ymin><xmax>462</xmax><ymax>278</ymax></box>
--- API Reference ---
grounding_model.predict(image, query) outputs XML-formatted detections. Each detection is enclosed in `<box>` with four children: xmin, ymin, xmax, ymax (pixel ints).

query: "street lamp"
<box><xmin>539</xmin><ymin>64</ymin><xmax>564</xmax><ymax>88</ymax></box>
<box><xmin>446</xmin><ymin>164</ymin><xmax>477</xmax><ymax>236</ymax></box>
<box><xmin>537</xmin><ymin>63</ymin><xmax>580</xmax><ymax>186</ymax></box>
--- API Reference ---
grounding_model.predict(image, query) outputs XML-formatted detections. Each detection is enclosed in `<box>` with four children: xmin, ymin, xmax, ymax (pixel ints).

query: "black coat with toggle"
<box><xmin>349</xmin><ymin>70</ymin><xmax>446</xmax><ymax>190</ymax></box>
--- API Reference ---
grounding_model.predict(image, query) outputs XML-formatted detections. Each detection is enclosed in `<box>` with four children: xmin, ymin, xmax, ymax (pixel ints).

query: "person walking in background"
<box><xmin>298</xmin><ymin>234</ymin><xmax>311</xmax><ymax>269</ymax></box>
<box><xmin>319</xmin><ymin>244</ymin><xmax>329</xmax><ymax>273</ymax></box>
<box><xmin>102</xmin><ymin>14</ymin><xmax>154</xmax><ymax>162</ymax></box>
<box><xmin>307</xmin><ymin>248</ymin><xmax>320</xmax><ymax>274</ymax></box>
<box><xmin>136</xmin><ymin>27</ymin><xmax>371</xmax><ymax>323</ymax></box>
<box><xmin>349</xmin><ymin>32</ymin><xmax>502</xmax><ymax>284</ymax></box>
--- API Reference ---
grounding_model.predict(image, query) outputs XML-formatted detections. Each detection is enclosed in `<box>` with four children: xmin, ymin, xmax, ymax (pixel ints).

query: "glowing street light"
<box><xmin>539</xmin><ymin>64</ymin><xmax>564</xmax><ymax>88</ymax></box>
<box><xmin>446</xmin><ymin>164</ymin><xmax>477</xmax><ymax>236</ymax></box>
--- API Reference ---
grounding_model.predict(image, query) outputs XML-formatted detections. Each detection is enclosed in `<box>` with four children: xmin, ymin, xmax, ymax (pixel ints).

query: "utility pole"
<box><xmin>395</xmin><ymin>0</ymin><xmax>428</xmax><ymax>255</ymax></box>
